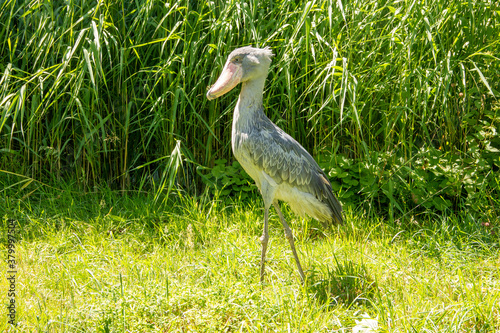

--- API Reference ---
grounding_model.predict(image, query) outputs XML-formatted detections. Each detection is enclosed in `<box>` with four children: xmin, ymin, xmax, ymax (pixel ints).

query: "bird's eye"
<box><xmin>233</xmin><ymin>56</ymin><xmax>242</xmax><ymax>63</ymax></box>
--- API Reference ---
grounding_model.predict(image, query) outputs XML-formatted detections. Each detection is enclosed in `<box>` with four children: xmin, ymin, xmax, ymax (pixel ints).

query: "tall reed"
<box><xmin>0</xmin><ymin>0</ymin><xmax>498</xmax><ymax>193</ymax></box>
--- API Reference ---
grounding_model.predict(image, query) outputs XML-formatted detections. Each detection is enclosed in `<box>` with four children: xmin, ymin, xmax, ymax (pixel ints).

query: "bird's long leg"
<box><xmin>260</xmin><ymin>206</ymin><xmax>270</xmax><ymax>283</ymax></box>
<box><xmin>273</xmin><ymin>202</ymin><xmax>305</xmax><ymax>283</ymax></box>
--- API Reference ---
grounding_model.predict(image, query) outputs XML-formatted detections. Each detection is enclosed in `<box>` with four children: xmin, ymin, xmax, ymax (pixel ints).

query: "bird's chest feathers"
<box><xmin>232</xmin><ymin>123</ymin><xmax>251</xmax><ymax>164</ymax></box>
<box><xmin>231</xmin><ymin>106</ymin><xmax>266</xmax><ymax>179</ymax></box>
<box><xmin>231</xmin><ymin>104</ymin><xmax>256</xmax><ymax>154</ymax></box>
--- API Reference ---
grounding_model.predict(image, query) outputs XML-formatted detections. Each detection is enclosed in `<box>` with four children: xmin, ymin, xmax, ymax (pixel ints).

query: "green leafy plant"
<box><xmin>323</xmin><ymin>138</ymin><xmax>499</xmax><ymax>220</ymax></box>
<box><xmin>199</xmin><ymin>159</ymin><xmax>256</xmax><ymax>202</ymax></box>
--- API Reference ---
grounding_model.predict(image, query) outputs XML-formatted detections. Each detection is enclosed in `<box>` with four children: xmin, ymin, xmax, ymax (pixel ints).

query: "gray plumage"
<box><xmin>207</xmin><ymin>46</ymin><xmax>343</xmax><ymax>283</ymax></box>
<box><xmin>234</xmin><ymin>107</ymin><xmax>343</xmax><ymax>224</ymax></box>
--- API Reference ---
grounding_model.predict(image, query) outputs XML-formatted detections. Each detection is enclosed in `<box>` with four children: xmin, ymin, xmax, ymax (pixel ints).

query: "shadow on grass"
<box><xmin>306</xmin><ymin>256</ymin><xmax>378</xmax><ymax>308</ymax></box>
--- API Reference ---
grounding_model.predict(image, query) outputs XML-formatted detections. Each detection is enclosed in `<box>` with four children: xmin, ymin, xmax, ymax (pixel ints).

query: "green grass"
<box><xmin>1</xmin><ymin>189</ymin><xmax>499</xmax><ymax>332</ymax></box>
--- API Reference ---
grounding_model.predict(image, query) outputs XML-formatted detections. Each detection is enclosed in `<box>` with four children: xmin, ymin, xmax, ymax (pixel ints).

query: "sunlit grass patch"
<box><xmin>307</xmin><ymin>256</ymin><xmax>378</xmax><ymax>308</ymax></box>
<box><xmin>1</xmin><ymin>190</ymin><xmax>499</xmax><ymax>331</ymax></box>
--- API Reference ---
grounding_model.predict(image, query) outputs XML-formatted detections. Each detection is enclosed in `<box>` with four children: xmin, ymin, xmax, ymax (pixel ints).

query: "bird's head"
<box><xmin>206</xmin><ymin>46</ymin><xmax>274</xmax><ymax>100</ymax></box>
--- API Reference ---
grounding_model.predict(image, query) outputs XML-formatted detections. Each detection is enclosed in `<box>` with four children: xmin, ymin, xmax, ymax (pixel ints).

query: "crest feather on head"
<box><xmin>229</xmin><ymin>46</ymin><xmax>274</xmax><ymax>61</ymax></box>
<box><xmin>261</xmin><ymin>46</ymin><xmax>274</xmax><ymax>59</ymax></box>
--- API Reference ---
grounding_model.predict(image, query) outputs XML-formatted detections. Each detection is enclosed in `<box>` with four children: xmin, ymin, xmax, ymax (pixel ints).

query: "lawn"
<box><xmin>1</xmin><ymin>190</ymin><xmax>498</xmax><ymax>332</ymax></box>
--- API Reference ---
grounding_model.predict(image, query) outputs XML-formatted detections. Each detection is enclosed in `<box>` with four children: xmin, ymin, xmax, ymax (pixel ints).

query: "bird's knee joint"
<box><xmin>284</xmin><ymin>229</ymin><xmax>293</xmax><ymax>240</ymax></box>
<box><xmin>260</xmin><ymin>234</ymin><xmax>269</xmax><ymax>244</ymax></box>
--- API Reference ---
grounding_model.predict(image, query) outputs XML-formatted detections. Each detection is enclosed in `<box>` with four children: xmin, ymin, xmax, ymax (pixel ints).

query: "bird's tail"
<box><xmin>318</xmin><ymin>172</ymin><xmax>343</xmax><ymax>225</ymax></box>
<box><xmin>326</xmin><ymin>190</ymin><xmax>343</xmax><ymax>225</ymax></box>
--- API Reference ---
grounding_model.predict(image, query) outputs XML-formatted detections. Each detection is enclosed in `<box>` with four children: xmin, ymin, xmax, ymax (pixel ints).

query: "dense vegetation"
<box><xmin>1</xmin><ymin>0</ymin><xmax>499</xmax><ymax>218</ymax></box>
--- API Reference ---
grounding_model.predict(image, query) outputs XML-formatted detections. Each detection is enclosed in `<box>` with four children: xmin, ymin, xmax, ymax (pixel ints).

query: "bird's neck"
<box><xmin>233</xmin><ymin>76</ymin><xmax>267</xmax><ymax>127</ymax></box>
<box><xmin>237</xmin><ymin>76</ymin><xmax>266</xmax><ymax>111</ymax></box>
<box><xmin>231</xmin><ymin>76</ymin><xmax>270</xmax><ymax>154</ymax></box>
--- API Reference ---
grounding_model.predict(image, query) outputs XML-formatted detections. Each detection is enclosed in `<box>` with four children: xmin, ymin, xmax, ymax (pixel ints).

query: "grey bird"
<box><xmin>207</xmin><ymin>46</ymin><xmax>343</xmax><ymax>283</ymax></box>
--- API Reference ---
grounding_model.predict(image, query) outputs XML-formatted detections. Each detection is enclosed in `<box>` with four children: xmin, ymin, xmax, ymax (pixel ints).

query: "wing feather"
<box><xmin>236</xmin><ymin>116</ymin><xmax>343</xmax><ymax>224</ymax></box>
